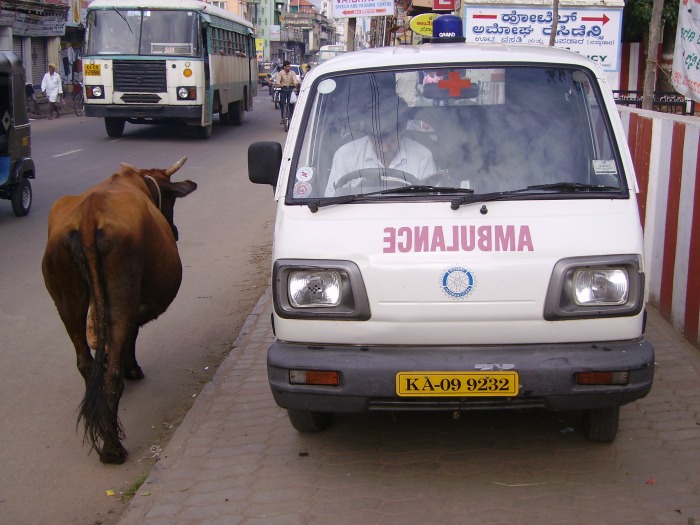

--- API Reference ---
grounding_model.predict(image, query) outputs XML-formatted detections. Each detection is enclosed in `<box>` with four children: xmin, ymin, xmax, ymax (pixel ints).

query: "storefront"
<box><xmin>1</xmin><ymin>0</ymin><xmax>70</xmax><ymax>87</ymax></box>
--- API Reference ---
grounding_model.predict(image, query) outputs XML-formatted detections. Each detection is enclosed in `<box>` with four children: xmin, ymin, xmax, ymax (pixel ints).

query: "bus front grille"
<box><xmin>120</xmin><ymin>93</ymin><xmax>162</xmax><ymax>104</ymax></box>
<box><xmin>114</xmin><ymin>60</ymin><xmax>166</xmax><ymax>93</ymax></box>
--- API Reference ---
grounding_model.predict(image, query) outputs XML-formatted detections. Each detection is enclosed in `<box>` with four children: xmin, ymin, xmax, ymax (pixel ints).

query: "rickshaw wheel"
<box><xmin>11</xmin><ymin>178</ymin><xmax>31</xmax><ymax>217</ymax></box>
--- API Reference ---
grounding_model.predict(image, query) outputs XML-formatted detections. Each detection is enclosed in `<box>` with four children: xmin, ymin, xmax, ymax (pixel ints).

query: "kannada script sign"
<box><xmin>464</xmin><ymin>6</ymin><xmax>622</xmax><ymax>72</ymax></box>
<box><xmin>672</xmin><ymin>0</ymin><xmax>700</xmax><ymax>102</ymax></box>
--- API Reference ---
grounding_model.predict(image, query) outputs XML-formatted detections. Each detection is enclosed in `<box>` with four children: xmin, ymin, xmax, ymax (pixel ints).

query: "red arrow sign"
<box><xmin>581</xmin><ymin>14</ymin><xmax>610</xmax><ymax>25</ymax></box>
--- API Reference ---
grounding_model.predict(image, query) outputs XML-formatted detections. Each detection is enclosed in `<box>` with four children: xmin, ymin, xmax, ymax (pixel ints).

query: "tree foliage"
<box><xmin>623</xmin><ymin>0</ymin><xmax>679</xmax><ymax>41</ymax></box>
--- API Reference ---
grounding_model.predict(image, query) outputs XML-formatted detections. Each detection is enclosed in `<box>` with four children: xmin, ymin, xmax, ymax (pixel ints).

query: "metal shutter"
<box><xmin>31</xmin><ymin>39</ymin><xmax>47</xmax><ymax>88</ymax></box>
<box><xmin>13</xmin><ymin>36</ymin><xmax>23</xmax><ymax>59</ymax></box>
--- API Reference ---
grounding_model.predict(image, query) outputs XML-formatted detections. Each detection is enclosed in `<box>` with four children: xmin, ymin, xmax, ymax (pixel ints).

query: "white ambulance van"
<box><xmin>249</xmin><ymin>15</ymin><xmax>654</xmax><ymax>442</ymax></box>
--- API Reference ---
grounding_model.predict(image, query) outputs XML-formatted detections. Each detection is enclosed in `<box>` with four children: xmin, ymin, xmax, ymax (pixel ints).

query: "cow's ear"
<box><xmin>170</xmin><ymin>180</ymin><xmax>197</xmax><ymax>198</ymax></box>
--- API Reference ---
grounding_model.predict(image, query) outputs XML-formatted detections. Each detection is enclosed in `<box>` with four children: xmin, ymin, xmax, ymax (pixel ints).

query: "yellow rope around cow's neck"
<box><xmin>143</xmin><ymin>175</ymin><xmax>161</xmax><ymax>211</ymax></box>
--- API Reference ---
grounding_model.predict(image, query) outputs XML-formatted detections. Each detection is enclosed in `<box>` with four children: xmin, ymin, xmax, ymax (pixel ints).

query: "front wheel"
<box><xmin>583</xmin><ymin>406</ymin><xmax>619</xmax><ymax>443</ymax></box>
<box><xmin>284</xmin><ymin>106</ymin><xmax>290</xmax><ymax>132</ymax></box>
<box><xmin>11</xmin><ymin>178</ymin><xmax>31</xmax><ymax>217</ymax></box>
<box><xmin>104</xmin><ymin>117</ymin><xmax>125</xmax><ymax>138</ymax></box>
<box><xmin>197</xmin><ymin>123</ymin><xmax>213</xmax><ymax>139</ymax></box>
<box><xmin>287</xmin><ymin>409</ymin><xmax>332</xmax><ymax>432</ymax></box>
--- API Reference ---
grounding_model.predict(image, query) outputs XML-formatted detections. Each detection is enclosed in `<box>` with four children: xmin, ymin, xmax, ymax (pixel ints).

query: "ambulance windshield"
<box><xmin>290</xmin><ymin>66</ymin><xmax>625</xmax><ymax>202</ymax></box>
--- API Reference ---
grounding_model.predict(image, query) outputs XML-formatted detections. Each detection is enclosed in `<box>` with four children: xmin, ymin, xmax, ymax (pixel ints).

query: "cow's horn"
<box><xmin>120</xmin><ymin>162</ymin><xmax>137</xmax><ymax>170</ymax></box>
<box><xmin>165</xmin><ymin>157</ymin><xmax>187</xmax><ymax>176</ymax></box>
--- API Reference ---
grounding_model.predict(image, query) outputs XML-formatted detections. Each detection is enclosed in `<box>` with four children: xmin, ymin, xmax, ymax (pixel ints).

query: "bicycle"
<box><xmin>73</xmin><ymin>82</ymin><xmax>84</xmax><ymax>116</ymax></box>
<box><xmin>61</xmin><ymin>80</ymin><xmax>84</xmax><ymax>116</ymax></box>
<box><xmin>272</xmin><ymin>86</ymin><xmax>281</xmax><ymax>109</ymax></box>
<box><xmin>279</xmin><ymin>86</ymin><xmax>297</xmax><ymax>132</ymax></box>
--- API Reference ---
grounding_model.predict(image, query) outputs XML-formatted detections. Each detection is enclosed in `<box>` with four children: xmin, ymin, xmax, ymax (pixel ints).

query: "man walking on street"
<box><xmin>41</xmin><ymin>63</ymin><xmax>63</xmax><ymax>120</ymax></box>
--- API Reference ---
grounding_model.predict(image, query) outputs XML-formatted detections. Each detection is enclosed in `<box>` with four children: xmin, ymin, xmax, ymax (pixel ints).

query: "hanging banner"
<box><xmin>671</xmin><ymin>0</ymin><xmax>700</xmax><ymax>102</ymax></box>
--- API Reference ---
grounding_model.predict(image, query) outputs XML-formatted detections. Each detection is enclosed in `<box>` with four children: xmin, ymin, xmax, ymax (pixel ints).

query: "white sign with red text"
<box><xmin>464</xmin><ymin>6</ymin><xmax>622</xmax><ymax>72</ymax></box>
<box><xmin>332</xmin><ymin>0</ymin><xmax>395</xmax><ymax>19</ymax></box>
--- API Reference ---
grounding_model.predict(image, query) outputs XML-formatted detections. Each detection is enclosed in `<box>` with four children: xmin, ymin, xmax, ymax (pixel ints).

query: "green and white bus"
<box><xmin>83</xmin><ymin>0</ymin><xmax>257</xmax><ymax>139</ymax></box>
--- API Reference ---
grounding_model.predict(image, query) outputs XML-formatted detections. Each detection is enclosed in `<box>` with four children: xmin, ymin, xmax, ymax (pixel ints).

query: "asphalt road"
<box><xmin>0</xmin><ymin>93</ymin><xmax>282</xmax><ymax>524</ymax></box>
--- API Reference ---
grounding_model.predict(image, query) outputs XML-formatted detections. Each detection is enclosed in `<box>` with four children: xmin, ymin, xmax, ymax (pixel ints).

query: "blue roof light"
<box><xmin>431</xmin><ymin>14</ymin><xmax>466</xmax><ymax>43</ymax></box>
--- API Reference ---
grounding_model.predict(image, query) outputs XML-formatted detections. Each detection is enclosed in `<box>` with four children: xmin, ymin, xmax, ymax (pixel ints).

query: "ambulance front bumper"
<box><xmin>267</xmin><ymin>338</ymin><xmax>654</xmax><ymax>413</ymax></box>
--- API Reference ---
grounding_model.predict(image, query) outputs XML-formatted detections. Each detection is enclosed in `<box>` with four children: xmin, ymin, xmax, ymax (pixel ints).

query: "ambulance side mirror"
<box><xmin>248</xmin><ymin>141</ymin><xmax>282</xmax><ymax>187</ymax></box>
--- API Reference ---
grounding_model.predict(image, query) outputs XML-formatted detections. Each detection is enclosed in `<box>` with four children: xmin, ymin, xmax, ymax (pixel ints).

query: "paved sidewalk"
<box><xmin>120</xmin><ymin>290</ymin><xmax>700</xmax><ymax>525</ymax></box>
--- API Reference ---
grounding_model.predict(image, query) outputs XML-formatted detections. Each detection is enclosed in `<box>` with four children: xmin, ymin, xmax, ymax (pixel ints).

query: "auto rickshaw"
<box><xmin>258</xmin><ymin>61</ymin><xmax>276</xmax><ymax>88</ymax></box>
<box><xmin>0</xmin><ymin>51</ymin><xmax>34</xmax><ymax>217</ymax></box>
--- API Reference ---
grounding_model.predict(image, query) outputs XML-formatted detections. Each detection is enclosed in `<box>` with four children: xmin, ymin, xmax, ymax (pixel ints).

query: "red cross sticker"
<box><xmin>437</xmin><ymin>71</ymin><xmax>472</xmax><ymax>97</ymax></box>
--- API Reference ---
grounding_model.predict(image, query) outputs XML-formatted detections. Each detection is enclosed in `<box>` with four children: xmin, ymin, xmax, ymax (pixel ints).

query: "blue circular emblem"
<box><xmin>441</xmin><ymin>266</ymin><xmax>476</xmax><ymax>299</ymax></box>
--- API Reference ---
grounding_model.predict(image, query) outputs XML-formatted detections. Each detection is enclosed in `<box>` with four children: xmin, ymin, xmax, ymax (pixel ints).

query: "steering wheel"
<box><xmin>333</xmin><ymin>168</ymin><xmax>421</xmax><ymax>194</ymax></box>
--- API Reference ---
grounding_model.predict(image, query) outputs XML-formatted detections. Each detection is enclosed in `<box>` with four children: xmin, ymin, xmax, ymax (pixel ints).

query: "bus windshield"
<box><xmin>86</xmin><ymin>9</ymin><xmax>200</xmax><ymax>56</ymax></box>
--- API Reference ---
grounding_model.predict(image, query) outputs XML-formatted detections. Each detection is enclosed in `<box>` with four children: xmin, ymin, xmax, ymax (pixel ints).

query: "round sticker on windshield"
<box><xmin>293</xmin><ymin>181</ymin><xmax>312</xmax><ymax>198</ymax></box>
<box><xmin>317</xmin><ymin>79</ymin><xmax>337</xmax><ymax>94</ymax></box>
<box><xmin>297</xmin><ymin>167</ymin><xmax>313</xmax><ymax>182</ymax></box>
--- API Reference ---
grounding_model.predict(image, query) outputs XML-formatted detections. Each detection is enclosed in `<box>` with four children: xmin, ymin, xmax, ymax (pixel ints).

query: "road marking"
<box><xmin>53</xmin><ymin>149</ymin><xmax>83</xmax><ymax>158</ymax></box>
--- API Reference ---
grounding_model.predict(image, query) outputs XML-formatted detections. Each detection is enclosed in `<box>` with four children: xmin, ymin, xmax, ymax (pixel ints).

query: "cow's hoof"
<box><xmin>125</xmin><ymin>366</ymin><xmax>144</xmax><ymax>380</ymax></box>
<box><xmin>99</xmin><ymin>446</ymin><xmax>127</xmax><ymax>464</ymax></box>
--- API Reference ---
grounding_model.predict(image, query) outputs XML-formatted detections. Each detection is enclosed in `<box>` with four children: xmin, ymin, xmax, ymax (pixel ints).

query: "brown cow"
<box><xmin>42</xmin><ymin>158</ymin><xmax>197</xmax><ymax>464</ymax></box>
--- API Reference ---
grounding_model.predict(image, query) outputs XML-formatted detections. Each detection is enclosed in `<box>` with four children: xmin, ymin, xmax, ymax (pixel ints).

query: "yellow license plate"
<box><xmin>84</xmin><ymin>64</ymin><xmax>101</xmax><ymax>76</ymax></box>
<box><xmin>396</xmin><ymin>371</ymin><xmax>519</xmax><ymax>397</ymax></box>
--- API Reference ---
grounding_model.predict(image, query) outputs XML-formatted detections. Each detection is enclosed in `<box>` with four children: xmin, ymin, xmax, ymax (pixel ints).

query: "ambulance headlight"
<box><xmin>289</xmin><ymin>271</ymin><xmax>341</xmax><ymax>307</ymax></box>
<box><xmin>544</xmin><ymin>256</ymin><xmax>644</xmax><ymax>320</ymax></box>
<box><xmin>273</xmin><ymin>260</ymin><xmax>371</xmax><ymax>320</ymax></box>
<box><xmin>573</xmin><ymin>269</ymin><xmax>628</xmax><ymax>305</ymax></box>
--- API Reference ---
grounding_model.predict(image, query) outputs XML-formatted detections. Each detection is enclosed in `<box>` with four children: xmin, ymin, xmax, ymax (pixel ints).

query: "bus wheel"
<box><xmin>219</xmin><ymin>108</ymin><xmax>230</xmax><ymax>125</ymax></box>
<box><xmin>105</xmin><ymin>118</ymin><xmax>125</xmax><ymax>138</ymax></box>
<box><xmin>230</xmin><ymin>101</ymin><xmax>244</xmax><ymax>126</ymax></box>
<box><xmin>197</xmin><ymin>123</ymin><xmax>212</xmax><ymax>139</ymax></box>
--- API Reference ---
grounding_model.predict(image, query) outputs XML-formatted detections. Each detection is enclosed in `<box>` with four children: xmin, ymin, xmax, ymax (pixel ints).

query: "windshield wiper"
<box><xmin>526</xmin><ymin>182</ymin><xmax>620</xmax><ymax>192</ymax></box>
<box><xmin>450</xmin><ymin>183</ymin><xmax>620</xmax><ymax>210</ymax></box>
<box><xmin>306</xmin><ymin>186</ymin><xmax>474</xmax><ymax>212</ymax></box>
<box><xmin>378</xmin><ymin>185</ymin><xmax>475</xmax><ymax>195</ymax></box>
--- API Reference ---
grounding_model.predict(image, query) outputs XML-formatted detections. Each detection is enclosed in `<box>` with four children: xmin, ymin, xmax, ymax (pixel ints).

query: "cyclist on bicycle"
<box><xmin>274</xmin><ymin>61</ymin><xmax>299</xmax><ymax>125</ymax></box>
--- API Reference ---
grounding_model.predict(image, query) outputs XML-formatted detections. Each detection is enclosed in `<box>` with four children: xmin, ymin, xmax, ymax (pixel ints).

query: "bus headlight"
<box><xmin>544</xmin><ymin>256</ymin><xmax>644</xmax><ymax>320</ymax></box>
<box><xmin>86</xmin><ymin>85</ymin><xmax>104</xmax><ymax>99</ymax></box>
<box><xmin>273</xmin><ymin>260</ymin><xmax>371</xmax><ymax>320</ymax></box>
<box><xmin>177</xmin><ymin>86</ymin><xmax>196</xmax><ymax>100</ymax></box>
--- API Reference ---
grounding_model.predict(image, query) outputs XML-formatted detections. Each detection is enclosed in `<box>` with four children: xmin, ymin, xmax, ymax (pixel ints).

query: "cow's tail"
<box><xmin>69</xmin><ymin>221</ymin><xmax>125</xmax><ymax>459</ymax></box>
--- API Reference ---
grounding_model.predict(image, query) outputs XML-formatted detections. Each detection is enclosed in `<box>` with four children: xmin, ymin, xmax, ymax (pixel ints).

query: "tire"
<box><xmin>74</xmin><ymin>93</ymin><xmax>84</xmax><ymax>116</ymax></box>
<box><xmin>197</xmin><ymin>123</ymin><xmax>213</xmax><ymax>139</ymax></box>
<box><xmin>219</xmin><ymin>108</ymin><xmax>230</xmax><ymax>125</ymax></box>
<box><xmin>274</xmin><ymin>100</ymin><xmax>279</xmax><ymax>110</ymax></box>
<box><xmin>583</xmin><ymin>406</ymin><xmax>619</xmax><ymax>443</ymax></box>
<box><xmin>104</xmin><ymin>117</ymin><xmax>125</xmax><ymax>138</ymax></box>
<box><xmin>287</xmin><ymin>409</ymin><xmax>332</xmax><ymax>432</ymax></box>
<box><xmin>11</xmin><ymin>178</ymin><xmax>31</xmax><ymax>217</ymax></box>
<box><xmin>230</xmin><ymin>101</ymin><xmax>244</xmax><ymax>126</ymax></box>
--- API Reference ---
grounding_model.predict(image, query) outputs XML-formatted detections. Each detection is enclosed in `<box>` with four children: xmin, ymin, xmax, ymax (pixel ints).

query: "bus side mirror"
<box><xmin>248</xmin><ymin>141</ymin><xmax>282</xmax><ymax>187</ymax></box>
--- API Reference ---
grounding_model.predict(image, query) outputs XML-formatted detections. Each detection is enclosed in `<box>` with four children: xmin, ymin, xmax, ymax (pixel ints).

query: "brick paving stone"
<box><xmin>119</xmin><ymin>297</ymin><xmax>700</xmax><ymax>525</ymax></box>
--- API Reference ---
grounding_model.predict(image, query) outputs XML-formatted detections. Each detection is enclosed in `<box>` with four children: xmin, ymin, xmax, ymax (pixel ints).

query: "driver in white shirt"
<box><xmin>325</xmin><ymin>97</ymin><xmax>436</xmax><ymax>196</ymax></box>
